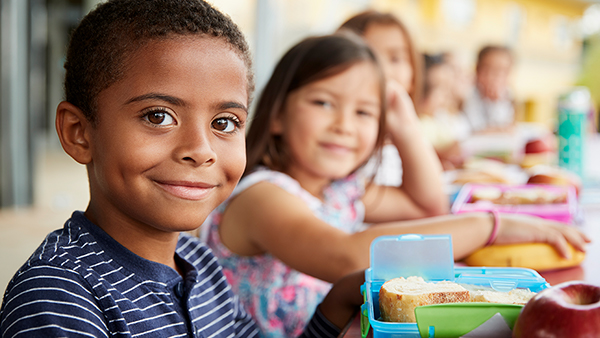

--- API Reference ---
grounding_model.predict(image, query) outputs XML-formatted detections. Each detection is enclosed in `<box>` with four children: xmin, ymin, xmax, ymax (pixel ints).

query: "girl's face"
<box><xmin>86</xmin><ymin>36</ymin><xmax>248</xmax><ymax>236</ymax></box>
<box><xmin>273</xmin><ymin>61</ymin><xmax>381</xmax><ymax>186</ymax></box>
<box><xmin>362</xmin><ymin>23</ymin><xmax>414</xmax><ymax>94</ymax></box>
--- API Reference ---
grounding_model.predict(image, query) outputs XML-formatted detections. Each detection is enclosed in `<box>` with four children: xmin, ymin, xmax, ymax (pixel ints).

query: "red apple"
<box><xmin>525</xmin><ymin>138</ymin><xmax>552</xmax><ymax>154</ymax></box>
<box><xmin>513</xmin><ymin>281</ymin><xmax>600</xmax><ymax>338</ymax></box>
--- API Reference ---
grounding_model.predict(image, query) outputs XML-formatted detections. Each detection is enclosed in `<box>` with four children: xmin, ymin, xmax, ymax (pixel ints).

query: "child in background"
<box><xmin>0</xmin><ymin>1</ymin><xmax>364</xmax><ymax>337</ymax></box>
<box><xmin>463</xmin><ymin>45</ymin><xmax>516</xmax><ymax>133</ymax></box>
<box><xmin>203</xmin><ymin>33</ymin><xmax>590</xmax><ymax>337</ymax></box>
<box><xmin>419</xmin><ymin>53</ymin><xmax>471</xmax><ymax>170</ymax></box>
<box><xmin>339</xmin><ymin>10</ymin><xmax>448</xmax><ymax>195</ymax></box>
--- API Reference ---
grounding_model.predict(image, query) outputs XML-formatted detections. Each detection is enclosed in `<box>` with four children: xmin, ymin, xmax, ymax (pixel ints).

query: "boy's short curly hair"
<box><xmin>64</xmin><ymin>0</ymin><xmax>254</xmax><ymax>125</ymax></box>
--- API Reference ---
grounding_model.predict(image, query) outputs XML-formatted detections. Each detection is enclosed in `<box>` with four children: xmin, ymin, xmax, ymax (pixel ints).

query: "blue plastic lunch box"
<box><xmin>360</xmin><ymin>234</ymin><xmax>550</xmax><ymax>338</ymax></box>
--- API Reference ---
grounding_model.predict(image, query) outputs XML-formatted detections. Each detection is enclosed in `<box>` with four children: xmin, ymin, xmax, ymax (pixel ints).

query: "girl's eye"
<box><xmin>358</xmin><ymin>110</ymin><xmax>374</xmax><ymax>118</ymax></box>
<box><xmin>143</xmin><ymin>109</ymin><xmax>175</xmax><ymax>126</ymax></box>
<box><xmin>314</xmin><ymin>100</ymin><xmax>332</xmax><ymax>109</ymax></box>
<box><xmin>212</xmin><ymin>117</ymin><xmax>240</xmax><ymax>133</ymax></box>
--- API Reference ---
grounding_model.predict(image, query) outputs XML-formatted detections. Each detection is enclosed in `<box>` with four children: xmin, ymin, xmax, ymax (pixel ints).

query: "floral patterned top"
<box><xmin>202</xmin><ymin>167</ymin><xmax>366</xmax><ymax>337</ymax></box>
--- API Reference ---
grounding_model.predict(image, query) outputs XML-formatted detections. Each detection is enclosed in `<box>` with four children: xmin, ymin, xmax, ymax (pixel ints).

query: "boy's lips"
<box><xmin>155</xmin><ymin>180</ymin><xmax>218</xmax><ymax>201</ymax></box>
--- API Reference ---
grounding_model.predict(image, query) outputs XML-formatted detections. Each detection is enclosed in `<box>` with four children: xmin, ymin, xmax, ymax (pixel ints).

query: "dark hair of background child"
<box><xmin>64</xmin><ymin>0</ymin><xmax>254</xmax><ymax>126</ymax></box>
<box><xmin>339</xmin><ymin>10</ymin><xmax>423</xmax><ymax>107</ymax></box>
<box><xmin>244</xmin><ymin>33</ymin><xmax>387</xmax><ymax>176</ymax></box>
<box><xmin>476</xmin><ymin>45</ymin><xmax>514</xmax><ymax>71</ymax></box>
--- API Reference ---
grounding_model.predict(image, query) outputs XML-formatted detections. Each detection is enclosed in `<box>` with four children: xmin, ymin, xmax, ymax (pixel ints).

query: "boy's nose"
<box><xmin>175</xmin><ymin>127</ymin><xmax>217</xmax><ymax>166</ymax></box>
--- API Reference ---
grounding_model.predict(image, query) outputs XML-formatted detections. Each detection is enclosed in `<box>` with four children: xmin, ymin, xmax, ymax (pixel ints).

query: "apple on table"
<box><xmin>526</xmin><ymin>165</ymin><xmax>582</xmax><ymax>196</ymax></box>
<box><xmin>524</xmin><ymin>137</ymin><xmax>555</xmax><ymax>154</ymax></box>
<box><xmin>513</xmin><ymin>281</ymin><xmax>600</xmax><ymax>338</ymax></box>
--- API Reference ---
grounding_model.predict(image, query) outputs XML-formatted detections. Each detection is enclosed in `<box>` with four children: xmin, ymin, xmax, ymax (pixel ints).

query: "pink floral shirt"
<box><xmin>202</xmin><ymin>167</ymin><xmax>365</xmax><ymax>337</ymax></box>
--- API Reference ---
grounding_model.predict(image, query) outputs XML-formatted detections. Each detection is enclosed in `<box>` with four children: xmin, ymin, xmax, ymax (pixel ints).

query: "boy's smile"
<box><xmin>73</xmin><ymin>36</ymin><xmax>248</xmax><ymax>262</ymax></box>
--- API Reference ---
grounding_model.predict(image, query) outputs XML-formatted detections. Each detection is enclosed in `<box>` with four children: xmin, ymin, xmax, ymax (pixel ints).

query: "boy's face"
<box><xmin>476</xmin><ymin>51</ymin><xmax>512</xmax><ymax>101</ymax></box>
<box><xmin>86</xmin><ymin>36</ymin><xmax>248</xmax><ymax>234</ymax></box>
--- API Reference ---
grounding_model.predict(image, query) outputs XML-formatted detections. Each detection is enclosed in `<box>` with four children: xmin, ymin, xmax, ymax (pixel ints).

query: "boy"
<box><xmin>463</xmin><ymin>45</ymin><xmax>515</xmax><ymax>133</ymax></box>
<box><xmin>0</xmin><ymin>1</ymin><xmax>361</xmax><ymax>337</ymax></box>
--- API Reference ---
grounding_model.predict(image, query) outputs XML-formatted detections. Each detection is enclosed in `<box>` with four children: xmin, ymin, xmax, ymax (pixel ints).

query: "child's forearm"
<box><xmin>315</xmin><ymin>213</ymin><xmax>494</xmax><ymax>281</ymax></box>
<box><xmin>388</xmin><ymin>123</ymin><xmax>449</xmax><ymax>216</ymax></box>
<box><xmin>351</xmin><ymin>213</ymin><xmax>493</xmax><ymax>262</ymax></box>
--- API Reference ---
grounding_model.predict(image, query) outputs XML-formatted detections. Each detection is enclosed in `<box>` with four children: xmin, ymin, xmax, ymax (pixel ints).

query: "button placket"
<box><xmin>174</xmin><ymin>281</ymin><xmax>185</xmax><ymax>298</ymax></box>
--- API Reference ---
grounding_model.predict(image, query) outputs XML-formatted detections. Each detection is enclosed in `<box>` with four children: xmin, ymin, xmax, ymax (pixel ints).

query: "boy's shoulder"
<box><xmin>0</xmin><ymin>212</ymin><xmax>115</xmax><ymax>336</ymax></box>
<box><xmin>3</xmin><ymin>212</ymin><xmax>110</xmax><ymax>294</ymax></box>
<box><xmin>16</xmin><ymin>211</ymin><xmax>106</xmax><ymax>269</ymax></box>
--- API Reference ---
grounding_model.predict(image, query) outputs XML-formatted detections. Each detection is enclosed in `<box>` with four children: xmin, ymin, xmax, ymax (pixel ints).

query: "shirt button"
<box><xmin>174</xmin><ymin>281</ymin><xmax>185</xmax><ymax>298</ymax></box>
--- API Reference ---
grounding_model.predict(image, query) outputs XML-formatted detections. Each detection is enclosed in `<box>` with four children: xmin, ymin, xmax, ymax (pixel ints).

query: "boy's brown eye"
<box><xmin>142</xmin><ymin>109</ymin><xmax>174</xmax><ymax>126</ymax></box>
<box><xmin>212</xmin><ymin>119</ymin><xmax>226</xmax><ymax>130</ymax></box>
<box><xmin>211</xmin><ymin>117</ymin><xmax>238</xmax><ymax>133</ymax></box>
<box><xmin>147</xmin><ymin>112</ymin><xmax>166</xmax><ymax>124</ymax></box>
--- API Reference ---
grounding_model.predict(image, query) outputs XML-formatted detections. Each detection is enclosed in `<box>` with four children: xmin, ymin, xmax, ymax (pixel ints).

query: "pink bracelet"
<box><xmin>486</xmin><ymin>210</ymin><xmax>500</xmax><ymax>246</ymax></box>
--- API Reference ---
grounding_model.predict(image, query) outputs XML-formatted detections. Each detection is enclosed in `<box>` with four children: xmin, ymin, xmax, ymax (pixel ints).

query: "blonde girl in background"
<box><xmin>202</xmin><ymin>32</ymin><xmax>590</xmax><ymax>337</ymax></box>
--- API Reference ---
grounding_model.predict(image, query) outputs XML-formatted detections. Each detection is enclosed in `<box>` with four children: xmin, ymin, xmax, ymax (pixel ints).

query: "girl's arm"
<box><xmin>219</xmin><ymin>181</ymin><xmax>590</xmax><ymax>283</ymax></box>
<box><xmin>363</xmin><ymin>81</ymin><xmax>448</xmax><ymax>222</ymax></box>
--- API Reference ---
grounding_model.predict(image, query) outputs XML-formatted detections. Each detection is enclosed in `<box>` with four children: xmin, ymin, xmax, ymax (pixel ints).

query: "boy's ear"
<box><xmin>55</xmin><ymin>101</ymin><xmax>93</xmax><ymax>165</ymax></box>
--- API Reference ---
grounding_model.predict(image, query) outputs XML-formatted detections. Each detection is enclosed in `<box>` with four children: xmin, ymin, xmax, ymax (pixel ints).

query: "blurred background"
<box><xmin>1</xmin><ymin>0</ymin><xmax>599</xmax><ymax>295</ymax></box>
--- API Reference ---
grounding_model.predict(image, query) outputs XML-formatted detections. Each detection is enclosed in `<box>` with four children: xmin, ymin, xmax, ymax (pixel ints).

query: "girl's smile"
<box><xmin>319</xmin><ymin>141</ymin><xmax>355</xmax><ymax>155</ymax></box>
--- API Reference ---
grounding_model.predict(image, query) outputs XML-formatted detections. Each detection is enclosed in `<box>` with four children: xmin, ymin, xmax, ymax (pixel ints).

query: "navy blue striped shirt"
<box><xmin>0</xmin><ymin>211</ymin><xmax>339</xmax><ymax>338</ymax></box>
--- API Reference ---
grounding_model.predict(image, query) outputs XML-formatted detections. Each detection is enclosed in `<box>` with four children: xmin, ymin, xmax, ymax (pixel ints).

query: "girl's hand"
<box><xmin>493</xmin><ymin>213</ymin><xmax>591</xmax><ymax>258</ymax></box>
<box><xmin>385</xmin><ymin>80</ymin><xmax>420</xmax><ymax>138</ymax></box>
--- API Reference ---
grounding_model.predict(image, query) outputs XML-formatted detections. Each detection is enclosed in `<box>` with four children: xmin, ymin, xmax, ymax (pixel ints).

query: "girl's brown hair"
<box><xmin>245</xmin><ymin>33</ymin><xmax>386</xmax><ymax>176</ymax></box>
<box><xmin>339</xmin><ymin>10</ymin><xmax>422</xmax><ymax>106</ymax></box>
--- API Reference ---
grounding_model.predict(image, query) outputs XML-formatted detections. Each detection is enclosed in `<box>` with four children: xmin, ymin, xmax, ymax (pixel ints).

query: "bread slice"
<box><xmin>379</xmin><ymin>276</ymin><xmax>470</xmax><ymax>323</ymax></box>
<box><xmin>469</xmin><ymin>288</ymin><xmax>537</xmax><ymax>305</ymax></box>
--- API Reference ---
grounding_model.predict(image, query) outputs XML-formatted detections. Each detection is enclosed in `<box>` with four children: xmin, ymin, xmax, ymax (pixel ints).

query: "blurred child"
<box><xmin>0</xmin><ymin>1</ymin><xmax>364</xmax><ymax>337</ymax></box>
<box><xmin>463</xmin><ymin>45</ymin><xmax>516</xmax><ymax>133</ymax></box>
<box><xmin>339</xmin><ymin>10</ymin><xmax>447</xmax><ymax>194</ymax></box>
<box><xmin>203</xmin><ymin>33</ymin><xmax>590</xmax><ymax>337</ymax></box>
<box><xmin>419</xmin><ymin>53</ymin><xmax>471</xmax><ymax>169</ymax></box>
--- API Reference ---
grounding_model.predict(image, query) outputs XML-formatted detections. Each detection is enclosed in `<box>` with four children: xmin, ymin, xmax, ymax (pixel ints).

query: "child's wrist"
<box><xmin>486</xmin><ymin>210</ymin><xmax>500</xmax><ymax>246</ymax></box>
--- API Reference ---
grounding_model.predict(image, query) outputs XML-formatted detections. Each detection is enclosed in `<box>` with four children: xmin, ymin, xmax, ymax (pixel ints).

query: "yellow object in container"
<box><xmin>464</xmin><ymin>243</ymin><xmax>585</xmax><ymax>271</ymax></box>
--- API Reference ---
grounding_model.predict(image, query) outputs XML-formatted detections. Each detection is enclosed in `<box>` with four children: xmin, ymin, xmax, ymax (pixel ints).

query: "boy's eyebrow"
<box><xmin>124</xmin><ymin>94</ymin><xmax>248</xmax><ymax>115</ymax></box>
<box><xmin>125</xmin><ymin>93</ymin><xmax>186</xmax><ymax>106</ymax></box>
<box><xmin>217</xmin><ymin>101</ymin><xmax>248</xmax><ymax>115</ymax></box>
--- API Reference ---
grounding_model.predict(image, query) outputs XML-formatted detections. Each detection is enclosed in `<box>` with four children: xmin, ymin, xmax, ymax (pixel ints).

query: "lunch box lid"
<box><xmin>365</xmin><ymin>233</ymin><xmax>549</xmax><ymax>290</ymax></box>
<box><xmin>366</xmin><ymin>234</ymin><xmax>455</xmax><ymax>283</ymax></box>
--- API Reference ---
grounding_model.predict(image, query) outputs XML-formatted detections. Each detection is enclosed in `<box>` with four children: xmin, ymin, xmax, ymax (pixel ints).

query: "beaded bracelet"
<box><xmin>486</xmin><ymin>209</ymin><xmax>500</xmax><ymax>246</ymax></box>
